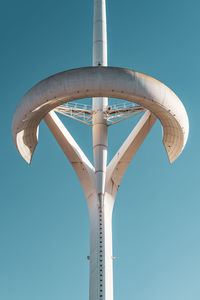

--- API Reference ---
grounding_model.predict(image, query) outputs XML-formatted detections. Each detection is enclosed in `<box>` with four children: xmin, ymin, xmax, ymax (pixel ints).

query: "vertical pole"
<box><xmin>88</xmin><ymin>192</ymin><xmax>114</xmax><ymax>300</ymax></box>
<box><xmin>92</xmin><ymin>0</ymin><xmax>108</xmax><ymax>198</ymax></box>
<box><xmin>93</xmin><ymin>0</ymin><xmax>108</xmax><ymax>110</ymax></box>
<box><xmin>92</xmin><ymin>0</ymin><xmax>108</xmax><ymax>207</ymax></box>
<box><xmin>89</xmin><ymin>1</ymin><xmax>114</xmax><ymax>300</ymax></box>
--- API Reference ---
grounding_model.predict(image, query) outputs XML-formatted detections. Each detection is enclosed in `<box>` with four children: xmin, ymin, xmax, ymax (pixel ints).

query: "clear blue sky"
<box><xmin>1</xmin><ymin>0</ymin><xmax>199</xmax><ymax>299</ymax></box>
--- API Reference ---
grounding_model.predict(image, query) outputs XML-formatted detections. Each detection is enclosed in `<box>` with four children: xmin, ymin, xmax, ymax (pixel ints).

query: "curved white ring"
<box><xmin>12</xmin><ymin>66</ymin><xmax>189</xmax><ymax>164</ymax></box>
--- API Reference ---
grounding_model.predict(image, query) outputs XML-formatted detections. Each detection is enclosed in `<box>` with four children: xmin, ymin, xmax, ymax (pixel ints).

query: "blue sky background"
<box><xmin>1</xmin><ymin>0</ymin><xmax>200</xmax><ymax>299</ymax></box>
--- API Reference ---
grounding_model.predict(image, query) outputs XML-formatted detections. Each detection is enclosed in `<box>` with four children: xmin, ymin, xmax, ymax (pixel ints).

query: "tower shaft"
<box><xmin>91</xmin><ymin>1</ymin><xmax>113</xmax><ymax>300</ymax></box>
<box><xmin>92</xmin><ymin>0</ymin><xmax>108</xmax><ymax>201</ymax></box>
<box><xmin>88</xmin><ymin>192</ymin><xmax>114</xmax><ymax>300</ymax></box>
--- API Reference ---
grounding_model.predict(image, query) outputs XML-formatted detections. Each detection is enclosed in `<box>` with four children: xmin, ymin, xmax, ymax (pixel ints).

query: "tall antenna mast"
<box><xmin>93</xmin><ymin>0</ymin><xmax>108</xmax><ymax>109</ymax></box>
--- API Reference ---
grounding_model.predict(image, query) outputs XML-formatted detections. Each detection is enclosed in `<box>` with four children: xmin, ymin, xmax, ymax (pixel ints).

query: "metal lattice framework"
<box><xmin>54</xmin><ymin>101</ymin><xmax>146</xmax><ymax>126</ymax></box>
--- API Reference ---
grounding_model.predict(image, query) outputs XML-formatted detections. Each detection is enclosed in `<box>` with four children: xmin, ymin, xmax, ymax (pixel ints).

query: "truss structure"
<box><xmin>54</xmin><ymin>102</ymin><xmax>146</xmax><ymax>126</ymax></box>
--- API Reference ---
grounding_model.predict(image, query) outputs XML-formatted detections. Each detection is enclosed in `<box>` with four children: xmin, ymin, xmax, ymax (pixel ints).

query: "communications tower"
<box><xmin>12</xmin><ymin>1</ymin><xmax>189</xmax><ymax>299</ymax></box>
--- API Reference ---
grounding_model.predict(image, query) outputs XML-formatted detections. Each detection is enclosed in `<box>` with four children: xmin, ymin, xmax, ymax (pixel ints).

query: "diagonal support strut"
<box><xmin>106</xmin><ymin>111</ymin><xmax>157</xmax><ymax>197</ymax></box>
<box><xmin>44</xmin><ymin>111</ymin><xmax>96</xmax><ymax>199</ymax></box>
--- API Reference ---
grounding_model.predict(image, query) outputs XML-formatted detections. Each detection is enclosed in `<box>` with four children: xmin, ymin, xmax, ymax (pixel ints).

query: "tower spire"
<box><xmin>93</xmin><ymin>0</ymin><xmax>108</xmax><ymax>110</ymax></box>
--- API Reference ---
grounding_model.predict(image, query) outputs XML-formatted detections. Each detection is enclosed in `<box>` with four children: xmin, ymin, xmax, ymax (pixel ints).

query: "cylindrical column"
<box><xmin>92</xmin><ymin>0</ymin><xmax>108</xmax><ymax>202</ymax></box>
<box><xmin>93</xmin><ymin>0</ymin><xmax>108</xmax><ymax>110</ymax></box>
<box><xmin>93</xmin><ymin>111</ymin><xmax>107</xmax><ymax>207</ymax></box>
<box><xmin>91</xmin><ymin>1</ymin><xmax>113</xmax><ymax>300</ymax></box>
<box><xmin>88</xmin><ymin>192</ymin><xmax>114</xmax><ymax>300</ymax></box>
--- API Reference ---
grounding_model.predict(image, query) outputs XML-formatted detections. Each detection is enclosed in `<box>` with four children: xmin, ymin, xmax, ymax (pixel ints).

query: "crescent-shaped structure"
<box><xmin>12</xmin><ymin>67</ymin><xmax>189</xmax><ymax>165</ymax></box>
<box><xmin>12</xmin><ymin>1</ymin><xmax>189</xmax><ymax>300</ymax></box>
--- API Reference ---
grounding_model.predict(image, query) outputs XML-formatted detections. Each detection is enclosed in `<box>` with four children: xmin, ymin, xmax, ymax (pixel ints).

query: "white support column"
<box><xmin>92</xmin><ymin>0</ymin><xmax>108</xmax><ymax>110</ymax></box>
<box><xmin>87</xmin><ymin>191</ymin><xmax>115</xmax><ymax>300</ymax></box>
<box><xmin>106</xmin><ymin>112</ymin><xmax>157</xmax><ymax>197</ymax></box>
<box><xmin>92</xmin><ymin>0</ymin><xmax>108</xmax><ymax>202</ymax></box>
<box><xmin>91</xmin><ymin>1</ymin><xmax>111</xmax><ymax>300</ymax></box>
<box><xmin>44</xmin><ymin>111</ymin><xmax>95</xmax><ymax>199</ymax></box>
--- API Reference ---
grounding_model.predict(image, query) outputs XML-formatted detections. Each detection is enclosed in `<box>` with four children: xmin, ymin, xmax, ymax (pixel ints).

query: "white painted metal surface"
<box><xmin>92</xmin><ymin>0</ymin><xmax>107</xmax><ymax>120</ymax></box>
<box><xmin>12</xmin><ymin>67</ymin><xmax>189</xmax><ymax>300</ymax></box>
<box><xmin>92</xmin><ymin>0</ymin><xmax>108</xmax><ymax>206</ymax></box>
<box><xmin>106</xmin><ymin>111</ymin><xmax>157</xmax><ymax>197</ymax></box>
<box><xmin>12</xmin><ymin>0</ymin><xmax>189</xmax><ymax>300</ymax></box>
<box><xmin>54</xmin><ymin>102</ymin><xmax>145</xmax><ymax>126</ymax></box>
<box><xmin>44</xmin><ymin>111</ymin><xmax>95</xmax><ymax>199</ymax></box>
<box><xmin>12</xmin><ymin>67</ymin><xmax>189</xmax><ymax>165</ymax></box>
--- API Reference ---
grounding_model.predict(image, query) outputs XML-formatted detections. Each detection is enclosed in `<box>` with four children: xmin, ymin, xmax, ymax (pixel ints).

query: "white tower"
<box><xmin>12</xmin><ymin>1</ymin><xmax>189</xmax><ymax>300</ymax></box>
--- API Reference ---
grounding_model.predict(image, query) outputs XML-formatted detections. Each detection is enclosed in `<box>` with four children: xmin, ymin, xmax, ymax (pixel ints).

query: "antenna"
<box><xmin>12</xmin><ymin>0</ymin><xmax>189</xmax><ymax>299</ymax></box>
<box><xmin>93</xmin><ymin>0</ymin><xmax>108</xmax><ymax>208</ymax></box>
